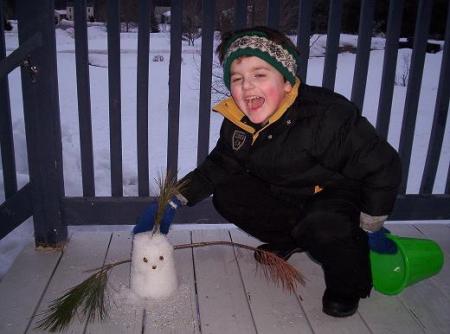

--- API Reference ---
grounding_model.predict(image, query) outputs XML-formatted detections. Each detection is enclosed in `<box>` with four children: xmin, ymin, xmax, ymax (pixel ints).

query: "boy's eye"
<box><xmin>255</xmin><ymin>73</ymin><xmax>266</xmax><ymax>78</ymax></box>
<box><xmin>231</xmin><ymin>77</ymin><xmax>242</xmax><ymax>83</ymax></box>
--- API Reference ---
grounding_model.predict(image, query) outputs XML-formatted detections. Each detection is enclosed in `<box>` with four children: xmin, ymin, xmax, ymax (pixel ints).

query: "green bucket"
<box><xmin>370</xmin><ymin>234</ymin><xmax>444</xmax><ymax>295</ymax></box>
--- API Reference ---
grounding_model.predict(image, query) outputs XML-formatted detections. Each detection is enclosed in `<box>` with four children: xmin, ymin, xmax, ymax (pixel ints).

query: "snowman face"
<box><xmin>142</xmin><ymin>253</ymin><xmax>165</xmax><ymax>270</ymax></box>
<box><xmin>133</xmin><ymin>233</ymin><xmax>174</xmax><ymax>274</ymax></box>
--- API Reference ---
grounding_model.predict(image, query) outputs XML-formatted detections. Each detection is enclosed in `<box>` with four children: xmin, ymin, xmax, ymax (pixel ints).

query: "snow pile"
<box><xmin>111</xmin><ymin>283</ymin><xmax>197</xmax><ymax>330</ymax></box>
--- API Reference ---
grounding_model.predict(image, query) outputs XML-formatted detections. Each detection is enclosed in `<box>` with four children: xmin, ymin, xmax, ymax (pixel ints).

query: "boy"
<box><xmin>134</xmin><ymin>26</ymin><xmax>401</xmax><ymax>317</ymax></box>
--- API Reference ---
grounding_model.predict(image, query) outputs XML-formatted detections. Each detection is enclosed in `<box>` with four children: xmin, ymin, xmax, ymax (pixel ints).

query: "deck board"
<box><xmin>192</xmin><ymin>229</ymin><xmax>256</xmax><ymax>334</ymax></box>
<box><xmin>0</xmin><ymin>244</ymin><xmax>61</xmax><ymax>334</ymax></box>
<box><xmin>414</xmin><ymin>224</ymin><xmax>450</xmax><ymax>300</ymax></box>
<box><xmin>288</xmin><ymin>252</ymin><xmax>372</xmax><ymax>333</ymax></box>
<box><xmin>358</xmin><ymin>291</ymin><xmax>426</xmax><ymax>334</ymax></box>
<box><xmin>388</xmin><ymin>224</ymin><xmax>450</xmax><ymax>333</ymax></box>
<box><xmin>141</xmin><ymin>230</ymin><xmax>200</xmax><ymax>334</ymax></box>
<box><xmin>84</xmin><ymin>232</ymin><xmax>143</xmax><ymax>334</ymax></box>
<box><xmin>0</xmin><ymin>224</ymin><xmax>449</xmax><ymax>333</ymax></box>
<box><xmin>229</xmin><ymin>230</ymin><xmax>314</xmax><ymax>334</ymax></box>
<box><xmin>29</xmin><ymin>232</ymin><xmax>112</xmax><ymax>334</ymax></box>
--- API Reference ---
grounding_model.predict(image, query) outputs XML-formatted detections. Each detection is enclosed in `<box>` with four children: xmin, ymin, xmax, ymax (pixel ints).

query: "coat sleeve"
<box><xmin>178</xmin><ymin>123</ymin><xmax>244</xmax><ymax>206</ymax></box>
<box><xmin>312</xmin><ymin>103</ymin><xmax>402</xmax><ymax>216</ymax></box>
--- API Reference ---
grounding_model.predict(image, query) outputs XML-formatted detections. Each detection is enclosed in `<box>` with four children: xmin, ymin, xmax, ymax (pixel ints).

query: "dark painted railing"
<box><xmin>0</xmin><ymin>0</ymin><xmax>67</xmax><ymax>245</ymax></box>
<box><xmin>107</xmin><ymin>0</ymin><xmax>124</xmax><ymax>197</ymax></box>
<box><xmin>398</xmin><ymin>0</ymin><xmax>434</xmax><ymax>194</ymax></box>
<box><xmin>322</xmin><ymin>0</ymin><xmax>342</xmax><ymax>91</ymax></box>
<box><xmin>136</xmin><ymin>0</ymin><xmax>151</xmax><ymax>197</ymax></box>
<box><xmin>376</xmin><ymin>0</ymin><xmax>404</xmax><ymax>139</ymax></box>
<box><xmin>1</xmin><ymin>0</ymin><xmax>449</xmax><ymax>246</ymax></box>
<box><xmin>421</xmin><ymin>3</ymin><xmax>450</xmax><ymax>195</ymax></box>
<box><xmin>74</xmin><ymin>0</ymin><xmax>95</xmax><ymax>197</ymax></box>
<box><xmin>0</xmin><ymin>2</ymin><xmax>16</xmax><ymax>200</ymax></box>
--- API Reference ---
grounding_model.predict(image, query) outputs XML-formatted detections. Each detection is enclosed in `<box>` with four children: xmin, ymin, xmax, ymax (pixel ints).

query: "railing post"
<box><xmin>0</xmin><ymin>3</ymin><xmax>17</xmax><ymax>199</ymax></box>
<box><xmin>197</xmin><ymin>0</ymin><xmax>216</xmax><ymax>166</ymax></box>
<box><xmin>376</xmin><ymin>0</ymin><xmax>404</xmax><ymax>139</ymax></box>
<box><xmin>107</xmin><ymin>0</ymin><xmax>123</xmax><ymax>196</ymax></box>
<box><xmin>296</xmin><ymin>0</ymin><xmax>312</xmax><ymax>81</ymax></box>
<box><xmin>350</xmin><ymin>0</ymin><xmax>375</xmax><ymax>110</ymax></box>
<box><xmin>398</xmin><ymin>0</ymin><xmax>433</xmax><ymax>193</ymax></box>
<box><xmin>420</xmin><ymin>2</ymin><xmax>450</xmax><ymax>194</ymax></box>
<box><xmin>322</xmin><ymin>0</ymin><xmax>343</xmax><ymax>90</ymax></box>
<box><xmin>167</xmin><ymin>0</ymin><xmax>183</xmax><ymax>178</ymax></box>
<box><xmin>136</xmin><ymin>0</ymin><xmax>151</xmax><ymax>196</ymax></box>
<box><xmin>16</xmin><ymin>0</ymin><xmax>67</xmax><ymax>246</ymax></box>
<box><xmin>266</xmin><ymin>0</ymin><xmax>280</xmax><ymax>29</ymax></box>
<box><xmin>74</xmin><ymin>0</ymin><xmax>95</xmax><ymax>197</ymax></box>
<box><xmin>234</xmin><ymin>0</ymin><xmax>247</xmax><ymax>30</ymax></box>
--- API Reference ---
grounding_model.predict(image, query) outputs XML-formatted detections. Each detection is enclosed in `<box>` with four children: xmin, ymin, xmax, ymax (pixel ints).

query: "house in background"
<box><xmin>66</xmin><ymin>1</ymin><xmax>95</xmax><ymax>22</ymax></box>
<box><xmin>155</xmin><ymin>5</ymin><xmax>170</xmax><ymax>31</ymax></box>
<box><xmin>54</xmin><ymin>9</ymin><xmax>67</xmax><ymax>24</ymax></box>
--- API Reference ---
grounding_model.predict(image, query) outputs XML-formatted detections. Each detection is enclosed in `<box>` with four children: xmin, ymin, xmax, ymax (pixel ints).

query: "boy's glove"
<box><xmin>133</xmin><ymin>196</ymin><xmax>182</xmax><ymax>234</ymax></box>
<box><xmin>367</xmin><ymin>227</ymin><xmax>398</xmax><ymax>254</ymax></box>
<box><xmin>360</xmin><ymin>212</ymin><xmax>388</xmax><ymax>232</ymax></box>
<box><xmin>360</xmin><ymin>212</ymin><xmax>397</xmax><ymax>254</ymax></box>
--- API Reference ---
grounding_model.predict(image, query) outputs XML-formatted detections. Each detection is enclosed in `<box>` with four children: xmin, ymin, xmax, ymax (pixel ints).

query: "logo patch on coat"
<box><xmin>232</xmin><ymin>130</ymin><xmax>247</xmax><ymax>151</ymax></box>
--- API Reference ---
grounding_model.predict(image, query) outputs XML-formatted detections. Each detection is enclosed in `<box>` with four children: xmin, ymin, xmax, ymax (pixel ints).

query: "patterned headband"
<box><xmin>222</xmin><ymin>33</ymin><xmax>298</xmax><ymax>89</ymax></box>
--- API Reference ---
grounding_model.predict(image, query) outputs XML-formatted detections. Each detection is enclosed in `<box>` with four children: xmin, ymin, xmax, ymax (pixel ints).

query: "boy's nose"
<box><xmin>242</xmin><ymin>78</ymin><xmax>254</xmax><ymax>90</ymax></box>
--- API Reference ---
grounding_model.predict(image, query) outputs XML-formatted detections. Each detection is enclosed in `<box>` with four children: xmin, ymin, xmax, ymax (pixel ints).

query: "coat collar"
<box><xmin>212</xmin><ymin>78</ymin><xmax>301</xmax><ymax>142</ymax></box>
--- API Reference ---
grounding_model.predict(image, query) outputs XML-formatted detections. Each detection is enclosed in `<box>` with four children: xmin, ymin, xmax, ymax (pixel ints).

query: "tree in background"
<box><xmin>182</xmin><ymin>0</ymin><xmax>202</xmax><ymax>46</ymax></box>
<box><xmin>94</xmin><ymin>0</ymin><xmax>107</xmax><ymax>22</ymax></box>
<box><xmin>2</xmin><ymin>0</ymin><xmax>14</xmax><ymax>30</ymax></box>
<box><xmin>150</xmin><ymin>3</ymin><xmax>160</xmax><ymax>34</ymax></box>
<box><xmin>121</xmin><ymin>0</ymin><xmax>139</xmax><ymax>32</ymax></box>
<box><xmin>86</xmin><ymin>0</ymin><xmax>448</xmax><ymax>39</ymax></box>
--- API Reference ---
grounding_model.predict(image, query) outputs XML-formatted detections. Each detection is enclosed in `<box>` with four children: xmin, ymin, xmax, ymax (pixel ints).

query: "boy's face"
<box><xmin>229</xmin><ymin>56</ymin><xmax>292</xmax><ymax>125</ymax></box>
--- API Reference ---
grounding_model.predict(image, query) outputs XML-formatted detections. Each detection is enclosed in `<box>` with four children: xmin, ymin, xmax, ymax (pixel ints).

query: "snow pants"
<box><xmin>212</xmin><ymin>173</ymin><xmax>372</xmax><ymax>299</ymax></box>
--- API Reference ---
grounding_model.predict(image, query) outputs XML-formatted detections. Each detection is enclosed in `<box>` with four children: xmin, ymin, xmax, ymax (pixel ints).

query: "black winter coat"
<box><xmin>180</xmin><ymin>83</ymin><xmax>401</xmax><ymax>216</ymax></box>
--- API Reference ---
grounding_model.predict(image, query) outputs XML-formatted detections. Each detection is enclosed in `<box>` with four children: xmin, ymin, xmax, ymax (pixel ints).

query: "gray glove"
<box><xmin>360</xmin><ymin>212</ymin><xmax>388</xmax><ymax>232</ymax></box>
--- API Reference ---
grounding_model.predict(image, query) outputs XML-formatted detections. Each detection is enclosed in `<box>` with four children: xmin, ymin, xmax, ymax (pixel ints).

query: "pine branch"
<box><xmin>152</xmin><ymin>171</ymin><xmax>187</xmax><ymax>235</ymax></box>
<box><xmin>35</xmin><ymin>260</ymin><xmax>130</xmax><ymax>332</ymax></box>
<box><xmin>174</xmin><ymin>241</ymin><xmax>305</xmax><ymax>294</ymax></box>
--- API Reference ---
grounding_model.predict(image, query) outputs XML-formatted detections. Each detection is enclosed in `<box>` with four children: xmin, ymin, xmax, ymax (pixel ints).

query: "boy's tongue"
<box><xmin>247</xmin><ymin>97</ymin><xmax>265</xmax><ymax>110</ymax></box>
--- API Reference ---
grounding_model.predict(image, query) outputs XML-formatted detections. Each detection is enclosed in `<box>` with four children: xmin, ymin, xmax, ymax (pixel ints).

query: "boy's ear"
<box><xmin>284</xmin><ymin>81</ymin><xmax>293</xmax><ymax>93</ymax></box>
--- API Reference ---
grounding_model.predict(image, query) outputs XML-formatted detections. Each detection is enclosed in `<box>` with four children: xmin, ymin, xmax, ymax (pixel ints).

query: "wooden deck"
<box><xmin>0</xmin><ymin>223</ymin><xmax>449</xmax><ymax>334</ymax></box>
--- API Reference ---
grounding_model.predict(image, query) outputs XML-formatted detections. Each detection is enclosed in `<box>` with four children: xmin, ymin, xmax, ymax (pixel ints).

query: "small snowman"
<box><xmin>130</xmin><ymin>231</ymin><xmax>178</xmax><ymax>299</ymax></box>
<box><xmin>130</xmin><ymin>181</ymin><xmax>183</xmax><ymax>299</ymax></box>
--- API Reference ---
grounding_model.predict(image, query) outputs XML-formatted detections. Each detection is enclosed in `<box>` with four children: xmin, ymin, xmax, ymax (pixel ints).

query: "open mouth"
<box><xmin>245</xmin><ymin>96</ymin><xmax>265</xmax><ymax>110</ymax></box>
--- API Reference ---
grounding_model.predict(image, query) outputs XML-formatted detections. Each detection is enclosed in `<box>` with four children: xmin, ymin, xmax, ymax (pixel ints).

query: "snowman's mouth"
<box><xmin>245</xmin><ymin>96</ymin><xmax>265</xmax><ymax>110</ymax></box>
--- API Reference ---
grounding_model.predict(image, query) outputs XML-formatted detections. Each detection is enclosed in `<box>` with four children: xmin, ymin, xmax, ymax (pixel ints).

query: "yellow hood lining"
<box><xmin>212</xmin><ymin>78</ymin><xmax>300</xmax><ymax>143</ymax></box>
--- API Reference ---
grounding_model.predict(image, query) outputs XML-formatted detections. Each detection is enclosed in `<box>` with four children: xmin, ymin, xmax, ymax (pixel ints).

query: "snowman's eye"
<box><xmin>159</xmin><ymin>256</ymin><xmax>164</xmax><ymax>261</ymax></box>
<box><xmin>143</xmin><ymin>257</ymin><xmax>148</xmax><ymax>263</ymax></box>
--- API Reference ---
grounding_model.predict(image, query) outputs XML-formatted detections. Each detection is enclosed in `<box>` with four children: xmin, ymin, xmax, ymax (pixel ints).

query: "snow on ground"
<box><xmin>1</xmin><ymin>22</ymin><xmax>449</xmax><ymax>279</ymax></box>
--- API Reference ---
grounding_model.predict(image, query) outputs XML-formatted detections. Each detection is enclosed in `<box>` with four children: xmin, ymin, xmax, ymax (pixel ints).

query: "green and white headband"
<box><xmin>222</xmin><ymin>32</ymin><xmax>298</xmax><ymax>89</ymax></box>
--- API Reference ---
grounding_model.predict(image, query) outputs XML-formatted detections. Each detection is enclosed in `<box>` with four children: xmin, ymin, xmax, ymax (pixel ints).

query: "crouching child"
<box><xmin>135</xmin><ymin>26</ymin><xmax>401</xmax><ymax>318</ymax></box>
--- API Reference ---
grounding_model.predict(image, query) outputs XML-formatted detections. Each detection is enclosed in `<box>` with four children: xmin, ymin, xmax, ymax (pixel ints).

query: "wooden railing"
<box><xmin>1</xmin><ymin>0</ymin><xmax>449</xmax><ymax>246</ymax></box>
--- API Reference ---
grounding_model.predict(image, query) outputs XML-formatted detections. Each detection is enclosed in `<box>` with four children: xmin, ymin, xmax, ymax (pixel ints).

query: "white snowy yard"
<box><xmin>2</xmin><ymin>22</ymin><xmax>449</xmax><ymax>199</ymax></box>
